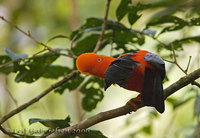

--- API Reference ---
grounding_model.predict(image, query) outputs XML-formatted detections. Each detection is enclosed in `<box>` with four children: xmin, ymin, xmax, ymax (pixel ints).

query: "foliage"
<box><xmin>0</xmin><ymin>0</ymin><xmax>200</xmax><ymax>137</ymax></box>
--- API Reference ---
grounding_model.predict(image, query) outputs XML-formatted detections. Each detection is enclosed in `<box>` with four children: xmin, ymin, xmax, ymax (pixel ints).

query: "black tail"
<box><xmin>141</xmin><ymin>67</ymin><xmax>165</xmax><ymax>113</ymax></box>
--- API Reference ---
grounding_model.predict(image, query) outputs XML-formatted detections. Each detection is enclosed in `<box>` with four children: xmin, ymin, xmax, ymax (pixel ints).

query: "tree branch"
<box><xmin>0</xmin><ymin>126</ymin><xmax>19</xmax><ymax>138</ymax></box>
<box><xmin>0</xmin><ymin>71</ymin><xmax>79</xmax><ymax>125</ymax></box>
<box><xmin>93</xmin><ymin>0</ymin><xmax>111</xmax><ymax>53</ymax></box>
<box><xmin>47</xmin><ymin>68</ymin><xmax>200</xmax><ymax>138</ymax></box>
<box><xmin>0</xmin><ymin>16</ymin><xmax>76</xmax><ymax>59</ymax></box>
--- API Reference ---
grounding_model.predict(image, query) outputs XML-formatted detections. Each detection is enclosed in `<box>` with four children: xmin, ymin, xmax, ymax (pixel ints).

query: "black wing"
<box><xmin>104</xmin><ymin>53</ymin><xmax>141</xmax><ymax>91</ymax></box>
<box><xmin>142</xmin><ymin>52</ymin><xmax>165</xmax><ymax>113</ymax></box>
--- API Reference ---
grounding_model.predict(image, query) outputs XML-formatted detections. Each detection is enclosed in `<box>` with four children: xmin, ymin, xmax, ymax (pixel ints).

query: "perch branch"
<box><xmin>0</xmin><ymin>71</ymin><xmax>79</xmax><ymax>125</ymax></box>
<box><xmin>47</xmin><ymin>68</ymin><xmax>200</xmax><ymax>138</ymax></box>
<box><xmin>93</xmin><ymin>0</ymin><xmax>111</xmax><ymax>53</ymax></box>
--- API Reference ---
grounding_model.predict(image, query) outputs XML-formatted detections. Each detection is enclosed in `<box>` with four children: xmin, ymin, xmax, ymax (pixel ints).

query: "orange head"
<box><xmin>76</xmin><ymin>53</ymin><xmax>115</xmax><ymax>78</ymax></box>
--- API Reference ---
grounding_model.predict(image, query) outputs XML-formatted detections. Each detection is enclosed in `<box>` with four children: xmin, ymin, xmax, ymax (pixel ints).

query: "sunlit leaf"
<box><xmin>14</xmin><ymin>52</ymin><xmax>59</xmax><ymax>83</ymax></box>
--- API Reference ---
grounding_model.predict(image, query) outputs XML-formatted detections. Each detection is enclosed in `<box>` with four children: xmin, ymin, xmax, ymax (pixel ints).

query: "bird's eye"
<box><xmin>97</xmin><ymin>58</ymin><xmax>102</xmax><ymax>62</ymax></box>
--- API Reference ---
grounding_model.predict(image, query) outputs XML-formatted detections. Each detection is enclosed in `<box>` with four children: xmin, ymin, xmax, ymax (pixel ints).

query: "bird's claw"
<box><xmin>126</xmin><ymin>95</ymin><xmax>143</xmax><ymax>112</ymax></box>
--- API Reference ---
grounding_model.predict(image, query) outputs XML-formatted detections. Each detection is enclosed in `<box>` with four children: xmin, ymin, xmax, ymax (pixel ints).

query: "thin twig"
<box><xmin>0</xmin><ymin>16</ymin><xmax>76</xmax><ymax>59</ymax></box>
<box><xmin>192</xmin><ymin>81</ymin><xmax>200</xmax><ymax>87</ymax></box>
<box><xmin>47</xmin><ymin>68</ymin><xmax>200</xmax><ymax>138</ymax></box>
<box><xmin>185</xmin><ymin>56</ymin><xmax>192</xmax><ymax>72</ymax></box>
<box><xmin>0</xmin><ymin>125</ymin><xmax>19</xmax><ymax>138</ymax></box>
<box><xmin>144</xmin><ymin>32</ymin><xmax>200</xmax><ymax>88</ymax></box>
<box><xmin>163</xmin><ymin>58</ymin><xmax>174</xmax><ymax>64</ymax></box>
<box><xmin>93</xmin><ymin>0</ymin><xmax>111</xmax><ymax>53</ymax></box>
<box><xmin>0</xmin><ymin>71</ymin><xmax>79</xmax><ymax>125</ymax></box>
<box><xmin>5</xmin><ymin>87</ymin><xmax>24</xmax><ymax>128</ymax></box>
<box><xmin>170</xmin><ymin>44</ymin><xmax>200</xmax><ymax>88</ymax></box>
<box><xmin>171</xmin><ymin>44</ymin><xmax>186</xmax><ymax>73</ymax></box>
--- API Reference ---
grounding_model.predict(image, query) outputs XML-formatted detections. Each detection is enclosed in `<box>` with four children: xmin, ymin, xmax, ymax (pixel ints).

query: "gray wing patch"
<box><xmin>144</xmin><ymin>52</ymin><xmax>165</xmax><ymax>65</ymax></box>
<box><xmin>144</xmin><ymin>52</ymin><xmax>165</xmax><ymax>71</ymax></box>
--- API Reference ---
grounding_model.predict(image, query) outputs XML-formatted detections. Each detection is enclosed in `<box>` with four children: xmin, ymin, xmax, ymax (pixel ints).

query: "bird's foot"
<box><xmin>126</xmin><ymin>94</ymin><xmax>143</xmax><ymax>112</ymax></box>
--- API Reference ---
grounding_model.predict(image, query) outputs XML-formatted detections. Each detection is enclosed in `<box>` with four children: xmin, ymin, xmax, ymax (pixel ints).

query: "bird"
<box><xmin>76</xmin><ymin>50</ymin><xmax>166</xmax><ymax>113</ymax></box>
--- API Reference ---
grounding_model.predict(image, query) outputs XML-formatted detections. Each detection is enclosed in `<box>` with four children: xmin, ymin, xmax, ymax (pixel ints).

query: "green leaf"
<box><xmin>116</xmin><ymin>0</ymin><xmax>131</xmax><ymax>21</ymax></box>
<box><xmin>0</xmin><ymin>55</ymin><xmax>11</xmax><ymax>65</ymax></box>
<box><xmin>170</xmin><ymin>36</ymin><xmax>200</xmax><ymax>46</ymax></box>
<box><xmin>194</xmin><ymin>95</ymin><xmax>200</xmax><ymax>116</ymax></box>
<box><xmin>42</xmin><ymin>65</ymin><xmax>71</xmax><ymax>79</ymax></box>
<box><xmin>0</xmin><ymin>66</ymin><xmax>13</xmax><ymax>74</ymax></box>
<box><xmin>156</xmin><ymin>35</ymin><xmax>200</xmax><ymax>52</ymax></box>
<box><xmin>70</xmin><ymin>17</ymin><xmax>104</xmax><ymax>41</ymax></box>
<box><xmin>0</xmin><ymin>56</ymin><xmax>13</xmax><ymax>74</ymax></box>
<box><xmin>29</xmin><ymin>116</ymin><xmax>70</xmax><ymax>128</ymax></box>
<box><xmin>147</xmin><ymin>15</ymin><xmax>188</xmax><ymax>26</ymax></box>
<box><xmin>117</xmin><ymin>3</ymin><xmax>151</xmax><ymax>25</ymax></box>
<box><xmin>5</xmin><ymin>48</ymin><xmax>28</xmax><ymax>60</ymax></box>
<box><xmin>54</xmin><ymin>75</ymin><xmax>84</xmax><ymax>94</ymax></box>
<box><xmin>72</xmin><ymin>34</ymin><xmax>99</xmax><ymax>56</ymax></box>
<box><xmin>127</xmin><ymin>3</ymin><xmax>152</xmax><ymax>26</ymax></box>
<box><xmin>128</xmin><ymin>12</ymin><xmax>141</xmax><ymax>26</ymax></box>
<box><xmin>190</xmin><ymin>17</ymin><xmax>200</xmax><ymax>26</ymax></box>
<box><xmin>81</xmin><ymin>77</ymin><xmax>104</xmax><ymax>111</ymax></box>
<box><xmin>47</xmin><ymin>34</ymin><xmax>69</xmax><ymax>43</ymax></box>
<box><xmin>147</xmin><ymin>15</ymin><xmax>191</xmax><ymax>35</ymax></box>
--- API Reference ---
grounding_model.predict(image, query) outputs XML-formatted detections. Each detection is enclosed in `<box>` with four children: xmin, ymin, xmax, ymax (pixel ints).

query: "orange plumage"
<box><xmin>76</xmin><ymin>53</ymin><xmax>115</xmax><ymax>78</ymax></box>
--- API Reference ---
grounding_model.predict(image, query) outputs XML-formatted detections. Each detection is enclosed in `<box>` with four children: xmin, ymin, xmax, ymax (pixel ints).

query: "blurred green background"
<box><xmin>0</xmin><ymin>0</ymin><xmax>200</xmax><ymax>137</ymax></box>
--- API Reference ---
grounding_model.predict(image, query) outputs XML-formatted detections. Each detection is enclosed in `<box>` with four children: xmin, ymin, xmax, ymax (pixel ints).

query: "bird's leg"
<box><xmin>126</xmin><ymin>94</ymin><xmax>144</xmax><ymax>112</ymax></box>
